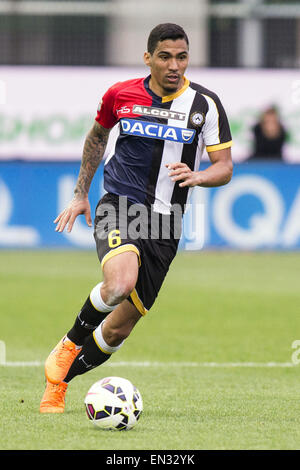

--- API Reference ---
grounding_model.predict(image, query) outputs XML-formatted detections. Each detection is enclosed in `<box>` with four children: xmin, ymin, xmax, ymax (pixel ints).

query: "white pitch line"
<box><xmin>0</xmin><ymin>361</ymin><xmax>296</xmax><ymax>368</ymax></box>
<box><xmin>108</xmin><ymin>361</ymin><xmax>296</xmax><ymax>368</ymax></box>
<box><xmin>3</xmin><ymin>361</ymin><xmax>44</xmax><ymax>367</ymax></box>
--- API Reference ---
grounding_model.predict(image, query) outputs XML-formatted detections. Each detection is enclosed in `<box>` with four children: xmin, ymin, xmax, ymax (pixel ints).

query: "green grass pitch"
<box><xmin>0</xmin><ymin>250</ymin><xmax>300</xmax><ymax>450</ymax></box>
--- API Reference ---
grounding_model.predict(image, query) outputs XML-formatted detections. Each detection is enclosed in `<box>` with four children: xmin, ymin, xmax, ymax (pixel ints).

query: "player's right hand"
<box><xmin>54</xmin><ymin>197</ymin><xmax>92</xmax><ymax>233</ymax></box>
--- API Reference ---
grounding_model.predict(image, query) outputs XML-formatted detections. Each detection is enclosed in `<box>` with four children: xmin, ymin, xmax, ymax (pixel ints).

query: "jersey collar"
<box><xmin>143</xmin><ymin>75</ymin><xmax>190</xmax><ymax>103</ymax></box>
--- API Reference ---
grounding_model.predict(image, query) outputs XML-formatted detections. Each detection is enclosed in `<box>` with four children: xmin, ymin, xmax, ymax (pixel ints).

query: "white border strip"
<box><xmin>0</xmin><ymin>1</ymin><xmax>113</xmax><ymax>16</ymax></box>
<box><xmin>0</xmin><ymin>2</ymin><xmax>299</xmax><ymax>18</ymax></box>
<box><xmin>0</xmin><ymin>361</ymin><xmax>296</xmax><ymax>368</ymax></box>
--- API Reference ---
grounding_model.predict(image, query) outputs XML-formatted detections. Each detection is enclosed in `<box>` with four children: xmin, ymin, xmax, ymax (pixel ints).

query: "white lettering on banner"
<box><xmin>0</xmin><ymin>179</ymin><xmax>39</xmax><ymax>246</ymax></box>
<box><xmin>281</xmin><ymin>188</ymin><xmax>300</xmax><ymax>247</ymax></box>
<box><xmin>58</xmin><ymin>176</ymin><xmax>95</xmax><ymax>247</ymax></box>
<box><xmin>212</xmin><ymin>175</ymin><xmax>284</xmax><ymax>249</ymax></box>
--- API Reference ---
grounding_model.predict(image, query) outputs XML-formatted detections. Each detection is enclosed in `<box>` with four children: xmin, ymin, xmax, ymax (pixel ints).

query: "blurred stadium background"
<box><xmin>0</xmin><ymin>0</ymin><xmax>300</xmax><ymax>251</ymax></box>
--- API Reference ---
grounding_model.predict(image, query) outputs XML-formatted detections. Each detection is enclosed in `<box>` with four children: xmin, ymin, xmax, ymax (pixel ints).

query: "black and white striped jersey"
<box><xmin>96</xmin><ymin>75</ymin><xmax>232</xmax><ymax>214</ymax></box>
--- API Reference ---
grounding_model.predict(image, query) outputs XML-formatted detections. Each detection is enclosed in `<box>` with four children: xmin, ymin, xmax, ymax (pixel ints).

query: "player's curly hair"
<box><xmin>147</xmin><ymin>23</ymin><xmax>189</xmax><ymax>55</ymax></box>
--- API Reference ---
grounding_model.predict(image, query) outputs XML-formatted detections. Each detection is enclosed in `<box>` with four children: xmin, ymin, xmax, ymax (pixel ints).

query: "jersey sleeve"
<box><xmin>202</xmin><ymin>93</ymin><xmax>232</xmax><ymax>152</ymax></box>
<box><xmin>95</xmin><ymin>84</ymin><xmax>120</xmax><ymax>129</ymax></box>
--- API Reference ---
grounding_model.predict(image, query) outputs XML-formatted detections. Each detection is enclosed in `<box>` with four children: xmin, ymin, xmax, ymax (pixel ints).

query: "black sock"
<box><xmin>63</xmin><ymin>333</ymin><xmax>111</xmax><ymax>383</ymax></box>
<box><xmin>67</xmin><ymin>296</ymin><xmax>108</xmax><ymax>346</ymax></box>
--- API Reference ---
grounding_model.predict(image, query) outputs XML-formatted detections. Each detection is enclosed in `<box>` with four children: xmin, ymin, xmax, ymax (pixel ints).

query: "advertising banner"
<box><xmin>0</xmin><ymin>67</ymin><xmax>300</xmax><ymax>163</ymax></box>
<box><xmin>0</xmin><ymin>161</ymin><xmax>299</xmax><ymax>250</ymax></box>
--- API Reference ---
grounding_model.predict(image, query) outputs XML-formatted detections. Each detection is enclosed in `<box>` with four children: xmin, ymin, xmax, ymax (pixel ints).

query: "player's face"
<box><xmin>144</xmin><ymin>39</ymin><xmax>189</xmax><ymax>96</ymax></box>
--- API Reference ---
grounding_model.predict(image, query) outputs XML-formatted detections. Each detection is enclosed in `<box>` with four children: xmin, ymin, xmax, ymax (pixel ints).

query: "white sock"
<box><xmin>93</xmin><ymin>320</ymin><xmax>124</xmax><ymax>354</ymax></box>
<box><xmin>90</xmin><ymin>282</ymin><xmax>119</xmax><ymax>313</ymax></box>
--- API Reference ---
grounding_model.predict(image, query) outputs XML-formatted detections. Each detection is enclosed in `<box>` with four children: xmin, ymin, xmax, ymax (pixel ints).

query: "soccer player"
<box><xmin>40</xmin><ymin>23</ymin><xmax>233</xmax><ymax>413</ymax></box>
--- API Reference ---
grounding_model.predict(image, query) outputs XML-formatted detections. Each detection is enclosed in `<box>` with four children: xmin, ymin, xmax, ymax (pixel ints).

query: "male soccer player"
<box><xmin>40</xmin><ymin>23</ymin><xmax>233</xmax><ymax>413</ymax></box>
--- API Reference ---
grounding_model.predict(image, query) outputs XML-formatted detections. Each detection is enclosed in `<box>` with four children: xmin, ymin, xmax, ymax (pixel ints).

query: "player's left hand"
<box><xmin>166</xmin><ymin>162</ymin><xmax>200</xmax><ymax>187</ymax></box>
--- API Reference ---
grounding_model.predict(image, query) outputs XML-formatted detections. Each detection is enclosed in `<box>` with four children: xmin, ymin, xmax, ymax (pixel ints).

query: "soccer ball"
<box><xmin>84</xmin><ymin>376</ymin><xmax>143</xmax><ymax>431</ymax></box>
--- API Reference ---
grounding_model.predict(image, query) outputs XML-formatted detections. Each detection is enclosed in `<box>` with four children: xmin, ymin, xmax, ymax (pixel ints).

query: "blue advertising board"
<box><xmin>0</xmin><ymin>161</ymin><xmax>299</xmax><ymax>250</ymax></box>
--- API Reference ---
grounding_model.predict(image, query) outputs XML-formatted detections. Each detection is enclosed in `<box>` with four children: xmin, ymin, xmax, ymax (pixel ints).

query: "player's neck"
<box><xmin>149</xmin><ymin>76</ymin><xmax>186</xmax><ymax>98</ymax></box>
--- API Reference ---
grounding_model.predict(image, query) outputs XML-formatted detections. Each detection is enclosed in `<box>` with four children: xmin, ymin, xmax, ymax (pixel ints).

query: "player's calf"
<box><xmin>62</xmin><ymin>301</ymin><xmax>141</xmax><ymax>384</ymax></box>
<box><xmin>62</xmin><ymin>321</ymin><xmax>122</xmax><ymax>383</ymax></box>
<box><xmin>101</xmin><ymin>306</ymin><xmax>142</xmax><ymax>347</ymax></box>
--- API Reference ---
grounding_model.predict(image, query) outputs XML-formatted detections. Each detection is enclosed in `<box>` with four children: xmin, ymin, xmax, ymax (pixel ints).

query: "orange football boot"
<box><xmin>40</xmin><ymin>381</ymin><xmax>68</xmax><ymax>413</ymax></box>
<box><xmin>45</xmin><ymin>336</ymin><xmax>82</xmax><ymax>384</ymax></box>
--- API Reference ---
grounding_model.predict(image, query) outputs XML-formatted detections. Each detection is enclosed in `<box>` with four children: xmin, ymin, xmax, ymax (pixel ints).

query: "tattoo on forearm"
<box><xmin>74</xmin><ymin>124</ymin><xmax>109</xmax><ymax>198</ymax></box>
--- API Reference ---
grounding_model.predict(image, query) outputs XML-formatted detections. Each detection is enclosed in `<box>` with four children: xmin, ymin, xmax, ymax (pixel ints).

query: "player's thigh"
<box><xmin>94</xmin><ymin>193</ymin><xmax>141</xmax><ymax>292</ymax></box>
<box><xmin>102</xmin><ymin>250</ymin><xmax>139</xmax><ymax>294</ymax></box>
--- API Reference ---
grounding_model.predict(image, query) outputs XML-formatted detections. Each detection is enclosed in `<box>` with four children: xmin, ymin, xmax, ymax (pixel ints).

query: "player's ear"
<box><xmin>143</xmin><ymin>51</ymin><xmax>151</xmax><ymax>67</ymax></box>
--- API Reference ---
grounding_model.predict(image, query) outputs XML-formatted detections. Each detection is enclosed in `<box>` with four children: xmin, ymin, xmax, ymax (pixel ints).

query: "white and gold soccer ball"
<box><xmin>84</xmin><ymin>376</ymin><xmax>143</xmax><ymax>431</ymax></box>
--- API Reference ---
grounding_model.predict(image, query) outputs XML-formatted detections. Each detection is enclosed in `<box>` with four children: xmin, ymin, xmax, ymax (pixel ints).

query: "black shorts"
<box><xmin>93</xmin><ymin>193</ymin><xmax>180</xmax><ymax>315</ymax></box>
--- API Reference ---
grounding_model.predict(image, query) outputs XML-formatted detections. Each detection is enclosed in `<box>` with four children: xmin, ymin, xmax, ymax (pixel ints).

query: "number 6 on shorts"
<box><xmin>108</xmin><ymin>229</ymin><xmax>121</xmax><ymax>248</ymax></box>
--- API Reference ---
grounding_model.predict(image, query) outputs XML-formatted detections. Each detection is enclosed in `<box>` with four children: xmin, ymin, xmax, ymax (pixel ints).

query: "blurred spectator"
<box><xmin>250</xmin><ymin>107</ymin><xmax>287</xmax><ymax>160</ymax></box>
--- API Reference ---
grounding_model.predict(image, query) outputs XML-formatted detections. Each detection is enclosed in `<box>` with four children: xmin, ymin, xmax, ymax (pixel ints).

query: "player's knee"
<box><xmin>103</xmin><ymin>277</ymin><xmax>136</xmax><ymax>305</ymax></box>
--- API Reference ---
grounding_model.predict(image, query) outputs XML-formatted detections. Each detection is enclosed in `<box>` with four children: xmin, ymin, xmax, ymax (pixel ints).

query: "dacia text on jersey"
<box><xmin>120</xmin><ymin>119</ymin><xmax>196</xmax><ymax>144</ymax></box>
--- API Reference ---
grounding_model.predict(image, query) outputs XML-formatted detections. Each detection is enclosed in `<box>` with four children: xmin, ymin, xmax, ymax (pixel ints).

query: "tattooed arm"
<box><xmin>54</xmin><ymin>122</ymin><xmax>110</xmax><ymax>233</ymax></box>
